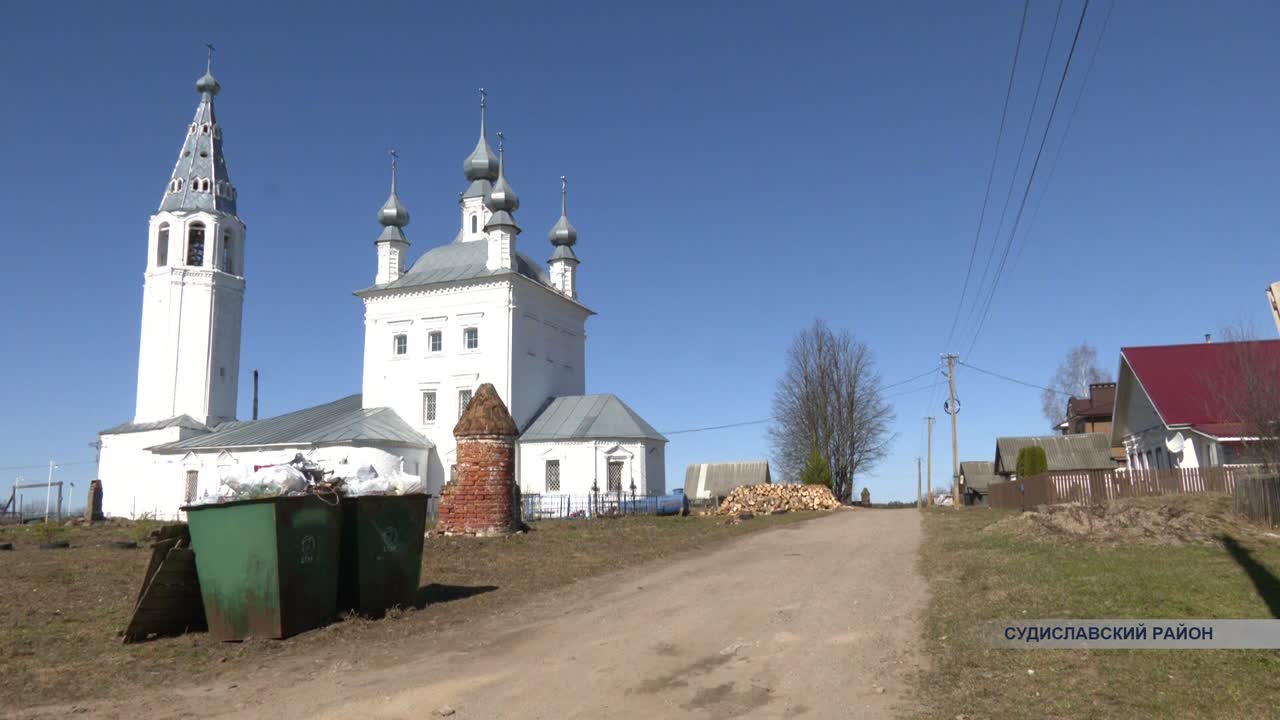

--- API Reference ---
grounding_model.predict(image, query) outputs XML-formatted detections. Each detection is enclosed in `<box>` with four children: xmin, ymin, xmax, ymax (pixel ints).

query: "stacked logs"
<box><xmin>718</xmin><ymin>484</ymin><xmax>842</xmax><ymax>515</ymax></box>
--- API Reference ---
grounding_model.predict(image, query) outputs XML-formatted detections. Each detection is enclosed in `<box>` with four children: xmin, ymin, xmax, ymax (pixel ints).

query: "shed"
<box><xmin>958</xmin><ymin>460</ymin><xmax>1000</xmax><ymax>506</ymax></box>
<box><xmin>684</xmin><ymin>460</ymin><xmax>771</xmax><ymax>501</ymax></box>
<box><xmin>993</xmin><ymin>433</ymin><xmax>1116</xmax><ymax>477</ymax></box>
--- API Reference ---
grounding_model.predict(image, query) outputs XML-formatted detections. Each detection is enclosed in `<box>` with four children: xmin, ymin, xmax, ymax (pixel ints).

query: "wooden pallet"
<box><xmin>122</xmin><ymin>524</ymin><xmax>208</xmax><ymax>643</ymax></box>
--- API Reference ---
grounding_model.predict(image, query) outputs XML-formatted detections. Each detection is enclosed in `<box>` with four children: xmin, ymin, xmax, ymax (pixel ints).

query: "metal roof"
<box><xmin>360</xmin><ymin>239</ymin><xmax>551</xmax><ymax>294</ymax></box>
<box><xmin>520</xmin><ymin>395</ymin><xmax>666</xmax><ymax>442</ymax></box>
<box><xmin>993</xmin><ymin>433</ymin><xmax>1115</xmax><ymax>475</ymax></box>
<box><xmin>101</xmin><ymin>415</ymin><xmax>209</xmax><ymax>436</ymax></box>
<box><xmin>684</xmin><ymin>460</ymin><xmax>771</xmax><ymax>500</ymax></box>
<box><xmin>158</xmin><ymin>67</ymin><xmax>236</xmax><ymax>215</ymax></box>
<box><xmin>958</xmin><ymin>460</ymin><xmax>999</xmax><ymax>493</ymax></box>
<box><xmin>150</xmin><ymin>395</ymin><xmax>431</xmax><ymax>452</ymax></box>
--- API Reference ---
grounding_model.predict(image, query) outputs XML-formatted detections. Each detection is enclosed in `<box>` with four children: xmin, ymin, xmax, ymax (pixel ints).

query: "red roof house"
<box><xmin>1112</xmin><ymin>340</ymin><xmax>1280</xmax><ymax>468</ymax></box>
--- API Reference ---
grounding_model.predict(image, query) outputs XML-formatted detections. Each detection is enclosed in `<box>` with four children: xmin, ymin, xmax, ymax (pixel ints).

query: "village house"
<box><xmin>992</xmin><ymin>433</ymin><xmax>1116</xmax><ymax>481</ymax></box>
<box><xmin>958</xmin><ymin>460</ymin><xmax>999</xmax><ymax>506</ymax></box>
<box><xmin>96</xmin><ymin>66</ymin><xmax>664</xmax><ymax>519</ymax></box>
<box><xmin>1111</xmin><ymin>340</ymin><xmax>1280</xmax><ymax>470</ymax></box>
<box><xmin>1055</xmin><ymin>382</ymin><xmax>1127</xmax><ymax>463</ymax></box>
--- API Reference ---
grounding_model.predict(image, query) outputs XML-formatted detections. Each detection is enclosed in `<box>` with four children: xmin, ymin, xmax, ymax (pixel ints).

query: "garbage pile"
<box><xmin>193</xmin><ymin>450</ymin><xmax>425</xmax><ymax>506</ymax></box>
<box><xmin>718</xmin><ymin>484</ymin><xmax>842</xmax><ymax>515</ymax></box>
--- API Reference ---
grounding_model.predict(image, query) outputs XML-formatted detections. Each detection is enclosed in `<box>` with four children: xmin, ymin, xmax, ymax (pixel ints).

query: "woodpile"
<box><xmin>718</xmin><ymin>484</ymin><xmax>842</xmax><ymax>515</ymax></box>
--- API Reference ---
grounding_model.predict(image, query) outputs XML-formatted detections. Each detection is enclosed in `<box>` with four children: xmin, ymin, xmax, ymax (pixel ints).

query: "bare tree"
<box><xmin>1040</xmin><ymin>342</ymin><xmax>1113</xmax><ymax>428</ymax></box>
<box><xmin>770</xmin><ymin>319</ymin><xmax>895</xmax><ymax>503</ymax></box>
<box><xmin>1212</xmin><ymin>327</ymin><xmax>1280</xmax><ymax>471</ymax></box>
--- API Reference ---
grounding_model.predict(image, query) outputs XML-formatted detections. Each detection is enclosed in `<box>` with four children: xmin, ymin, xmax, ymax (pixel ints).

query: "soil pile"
<box><xmin>986</xmin><ymin>493</ymin><xmax>1266</xmax><ymax>545</ymax></box>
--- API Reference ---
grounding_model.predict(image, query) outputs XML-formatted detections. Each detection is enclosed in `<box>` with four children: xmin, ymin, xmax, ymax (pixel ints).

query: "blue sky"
<box><xmin>1</xmin><ymin>0</ymin><xmax>1277</xmax><ymax>504</ymax></box>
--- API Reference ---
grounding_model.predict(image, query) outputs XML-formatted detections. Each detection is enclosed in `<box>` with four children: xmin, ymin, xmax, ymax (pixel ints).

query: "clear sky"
<box><xmin>1</xmin><ymin>0</ymin><xmax>1277</xmax><ymax>505</ymax></box>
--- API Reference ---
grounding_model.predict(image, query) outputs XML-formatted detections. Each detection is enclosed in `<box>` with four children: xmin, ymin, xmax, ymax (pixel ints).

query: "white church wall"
<box><xmin>135</xmin><ymin>211</ymin><xmax>245</xmax><ymax>426</ymax></box>
<box><xmin>361</xmin><ymin>280</ymin><xmax>513</xmax><ymax>494</ymax></box>
<box><xmin>510</xmin><ymin>281</ymin><xmax>588</xmax><ymax>432</ymax></box>
<box><xmin>518</xmin><ymin>439</ymin><xmax>665</xmax><ymax>497</ymax></box>
<box><xmin>99</xmin><ymin>426</ymin><xmax>202</xmax><ymax>520</ymax></box>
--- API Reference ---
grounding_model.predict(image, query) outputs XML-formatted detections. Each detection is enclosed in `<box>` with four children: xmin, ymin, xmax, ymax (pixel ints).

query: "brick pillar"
<box><xmin>85</xmin><ymin>480</ymin><xmax>104</xmax><ymax>523</ymax></box>
<box><xmin>437</xmin><ymin>383</ymin><xmax>521</xmax><ymax>536</ymax></box>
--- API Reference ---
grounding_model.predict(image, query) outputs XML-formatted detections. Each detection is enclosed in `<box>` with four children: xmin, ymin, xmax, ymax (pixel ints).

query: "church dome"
<box><xmin>485</xmin><ymin>174</ymin><xmax>519</xmax><ymax>212</ymax></box>
<box><xmin>463</xmin><ymin>137</ymin><xmax>499</xmax><ymax>182</ymax></box>
<box><xmin>196</xmin><ymin>71</ymin><xmax>220</xmax><ymax>96</ymax></box>
<box><xmin>378</xmin><ymin>192</ymin><xmax>410</xmax><ymax>227</ymax></box>
<box><xmin>548</xmin><ymin>215</ymin><xmax>576</xmax><ymax>246</ymax></box>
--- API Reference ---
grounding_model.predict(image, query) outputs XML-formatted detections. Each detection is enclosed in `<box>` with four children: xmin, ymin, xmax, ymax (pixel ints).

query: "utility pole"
<box><xmin>926</xmin><ymin>416</ymin><xmax>934</xmax><ymax>507</ymax></box>
<box><xmin>917</xmin><ymin>457</ymin><xmax>923</xmax><ymax>509</ymax></box>
<box><xmin>944</xmin><ymin>353</ymin><xmax>961</xmax><ymax>509</ymax></box>
<box><xmin>44</xmin><ymin>461</ymin><xmax>55</xmax><ymax>522</ymax></box>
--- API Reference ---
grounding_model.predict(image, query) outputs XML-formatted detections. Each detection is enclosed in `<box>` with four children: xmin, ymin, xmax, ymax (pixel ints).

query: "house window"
<box><xmin>422</xmin><ymin>390</ymin><xmax>436</xmax><ymax>424</ymax></box>
<box><xmin>157</xmin><ymin>224</ymin><xmax>169</xmax><ymax>266</ymax></box>
<box><xmin>184</xmin><ymin>470</ymin><xmax>199</xmax><ymax>503</ymax></box>
<box><xmin>464</xmin><ymin>327</ymin><xmax>479</xmax><ymax>350</ymax></box>
<box><xmin>186</xmin><ymin>222</ymin><xmax>205</xmax><ymax>266</ymax></box>
<box><xmin>458</xmin><ymin>388</ymin><xmax>472</xmax><ymax>416</ymax></box>
<box><xmin>428</xmin><ymin>330</ymin><xmax>442</xmax><ymax>353</ymax></box>
<box><xmin>545</xmin><ymin>460</ymin><xmax>560</xmax><ymax>492</ymax></box>
<box><xmin>607</xmin><ymin>461</ymin><xmax>623</xmax><ymax>493</ymax></box>
<box><xmin>221</xmin><ymin>233</ymin><xmax>233</xmax><ymax>274</ymax></box>
<box><xmin>392</xmin><ymin>333</ymin><xmax>407</xmax><ymax>356</ymax></box>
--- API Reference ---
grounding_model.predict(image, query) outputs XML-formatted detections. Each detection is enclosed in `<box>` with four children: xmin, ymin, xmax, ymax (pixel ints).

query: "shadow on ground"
<box><xmin>414</xmin><ymin>583</ymin><xmax>498</xmax><ymax>609</ymax></box>
<box><xmin>1219</xmin><ymin>535</ymin><xmax>1280</xmax><ymax>619</ymax></box>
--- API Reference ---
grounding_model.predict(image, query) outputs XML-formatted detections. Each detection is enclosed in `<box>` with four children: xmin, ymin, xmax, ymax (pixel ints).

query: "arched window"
<box><xmin>187</xmin><ymin>222</ymin><xmax>205</xmax><ymax>266</ymax></box>
<box><xmin>471</xmin><ymin>215</ymin><xmax>478</xmax><ymax>233</ymax></box>
<box><xmin>157</xmin><ymin>224</ymin><xmax>169</xmax><ymax>267</ymax></box>
<box><xmin>221</xmin><ymin>232</ymin><xmax>233</xmax><ymax>274</ymax></box>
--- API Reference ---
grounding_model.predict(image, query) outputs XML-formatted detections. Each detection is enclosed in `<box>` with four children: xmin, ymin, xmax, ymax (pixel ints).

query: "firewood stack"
<box><xmin>718</xmin><ymin>484</ymin><xmax>842</xmax><ymax>515</ymax></box>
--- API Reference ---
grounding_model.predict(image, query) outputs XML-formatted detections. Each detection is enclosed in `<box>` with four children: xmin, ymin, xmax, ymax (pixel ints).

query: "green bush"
<box><xmin>799</xmin><ymin>446</ymin><xmax>833</xmax><ymax>488</ymax></box>
<box><xmin>129</xmin><ymin>518</ymin><xmax>161</xmax><ymax>544</ymax></box>
<box><xmin>1016</xmin><ymin>446</ymin><xmax>1049</xmax><ymax>478</ymax></box>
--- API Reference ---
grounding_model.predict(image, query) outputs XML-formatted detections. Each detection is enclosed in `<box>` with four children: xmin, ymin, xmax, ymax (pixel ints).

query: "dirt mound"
<box><xmin>985</xmin><ymin>493</ymin><xmax>1265</xmax><ymax>545</ymax></box>
<box><xmin>719</xmin><ymin>484</ymin><xmax>842</xmax><ymax>514</ymax></box>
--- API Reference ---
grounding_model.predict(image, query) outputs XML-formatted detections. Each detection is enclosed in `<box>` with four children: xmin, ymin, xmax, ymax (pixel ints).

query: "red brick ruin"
<box><xmin>436</xmin><ymin>383</ymin><xmax>522</xmax><ymax>536</ymax></box>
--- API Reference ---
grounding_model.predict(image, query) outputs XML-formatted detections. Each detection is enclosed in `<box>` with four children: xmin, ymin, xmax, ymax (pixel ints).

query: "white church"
<box><xmin>97</xmin><ymin>62</ymin><xmax>666</xmax><ymax>520</ymax></box>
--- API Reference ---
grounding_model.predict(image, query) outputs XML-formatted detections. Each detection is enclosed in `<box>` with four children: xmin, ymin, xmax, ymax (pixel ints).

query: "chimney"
<box><xmin>252</xmin><ymin>369</ymin><xmax>259</xmax><ymax>420</ymax></box>
<box><xmin>1204</xmin><ymin>334</ymin><xmax>1212</xmax><ymax>344</ymax></box>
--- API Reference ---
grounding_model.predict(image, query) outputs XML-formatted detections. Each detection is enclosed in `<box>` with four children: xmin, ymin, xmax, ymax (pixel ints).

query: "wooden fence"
<box><xmin>1233</xmin><ymin>475</ymin><xmax>1280</xmax><ymax>529</ymax></box>
<box><xmin>986</xmin><ymin>467</ymin><xmax>1241</xmax><ymax>511</ymax></box>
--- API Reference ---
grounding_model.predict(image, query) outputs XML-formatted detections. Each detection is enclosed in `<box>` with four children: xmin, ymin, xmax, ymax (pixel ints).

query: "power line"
<box><xmin>882</xmin><ymin>367</ymin><xmax>941</xmax><ymax>390</ymax></box>
<box><xmin>1009</xmin><ymin>0</ymin><xmax>1115</xmax><ymax>273</ymax></box>
<box><xmin>965</xmin><ymin>0</ymin><xmax>1094</xmax><ymax>358</ymax></box>
<box><xmin>943</xmin><ymin>0</ymin><xmax>1032</xmax><ymax>353</ymax></box>
<box><xmin>958</xmin><ymin>360</ymin><xmax>1071</xmax><ymax>396</ymax></box>
<box><xmin>961</xmin><ymin>0</ymin><xmax>1067</xmax><ymax>347</ymax></box>
<box><xmin>662</xmin><ymin>418</ymin><xmax>771</xmax><ymax>436</ymax></box>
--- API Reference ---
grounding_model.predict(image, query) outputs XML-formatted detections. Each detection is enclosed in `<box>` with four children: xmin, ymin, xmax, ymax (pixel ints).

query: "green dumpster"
<box><xmin>337</xmin><ymin>494</ymin><xmax>428</xmax><ymax>617</ymax></box>
<box><xmin>184</xmin><ymin>495</ymin><xmax>342</xmax><ymax>640</ymax></box>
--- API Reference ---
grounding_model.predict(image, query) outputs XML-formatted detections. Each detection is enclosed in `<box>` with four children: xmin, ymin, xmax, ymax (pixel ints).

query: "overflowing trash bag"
<box><xmin>191</xmin><ymin>449</ymin><xmax>425</xmax><ymax>506</ymax></box>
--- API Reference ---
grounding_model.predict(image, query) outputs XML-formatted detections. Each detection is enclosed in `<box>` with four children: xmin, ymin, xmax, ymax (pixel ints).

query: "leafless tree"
<box><xmin>770</xmin><ymin>319</ymin><xmax>895</xmax><ymax>503</ymax></box>
<box><xmin>1212</xmin><ymin>327</ymin><xmax>1280</xmax><ymax>471</ymax></box>
<box><xmin>1039</xmin><ymin>342</ymin><xmax>1113</xmax><ymax>428</ymax></box>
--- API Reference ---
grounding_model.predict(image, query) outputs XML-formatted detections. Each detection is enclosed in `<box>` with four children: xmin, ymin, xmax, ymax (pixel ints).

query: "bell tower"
<box><xmin>134</xmin><ymin>49</ymin><xmax>246</xmax><ymax>426</ymax></box>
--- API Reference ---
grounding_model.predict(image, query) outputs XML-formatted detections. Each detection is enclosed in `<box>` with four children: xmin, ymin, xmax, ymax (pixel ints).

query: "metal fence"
<box><xmin>520</xmin><ymin>492</ymin><xmax>686</xmax><ymax>521</ymax></box>
<box><xmin>987</xmin><ymin>467</ymin><xmax>1245</xmax><ymax>511</ymax></box>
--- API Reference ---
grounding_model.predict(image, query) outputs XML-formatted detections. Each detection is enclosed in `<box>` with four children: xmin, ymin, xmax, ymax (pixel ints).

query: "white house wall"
<box><xmin>99</xmin><ymin>426</ymin><xmax>203</xmax><ymax>520</ymax></box>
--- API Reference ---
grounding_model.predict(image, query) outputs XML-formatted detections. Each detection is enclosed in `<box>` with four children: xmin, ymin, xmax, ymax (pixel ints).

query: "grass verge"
<box><xmin>0</xmin><ymin>511</ymin><xmax>816</xmax><ymax>709</ymax></box>
<box><xmin>917</xmin><ymin>501</ymin><xmax>1280</xmax><ymax>719</ymax></box>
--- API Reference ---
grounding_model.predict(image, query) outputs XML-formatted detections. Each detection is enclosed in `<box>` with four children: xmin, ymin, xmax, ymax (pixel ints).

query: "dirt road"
<box><xmin>48</xmin><ymin>510</ymin><xmax>927</xmax><ymax>720</ymax></box>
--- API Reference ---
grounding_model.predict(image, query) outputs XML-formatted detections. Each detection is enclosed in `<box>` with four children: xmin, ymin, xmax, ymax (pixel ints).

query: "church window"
<box><xmin>221</xmin><ymin>233</ymin><xmax>233</xmax><ymax>274</ymax></box>
<box><xmin>184</xmin><ymin>470</ymin><xmax>199</xmax><ymax>503</ymax></box>
<box><xmin>422</xmin><ymin>391</ymin><xmax>436</xmax><ymax>424</ymax></box>
<box><xmin>471</xmin><ymin>215</ymin><xmax>477</xmax><ymax>233</ymax></box>
<box><xmin>201</xmin><ymin>123</ymin><xmax>210</xmax><ymax>134</ymax></box>
<box><xmin>392</xmin><ymin>333</ymin><xmax>407</xmax><ymax>356</ymax></box>
<box><xmin>463</xmin><ymin>327</ymin><xmax>479</xmax><ymax>350</ymax></box>
<box><xmin>449</xmin><ymin>464</ymin><xmax>458</xmax><ymax>484</ymax></box>
<box><xmin>607</xmin><ymin>461</ymin><xmax>624</xmax><ymax>493</ymax></box>
<box><xmin>428</xmin><ymin>331</ymin><xmax>442</xmax><ymax>353</ymax></box>
<box><xmin>545</xmin><ymin>460</ymin><xmax>560</xmax><ymax>493</ymax></box>
<box><xmin>156</xmin><ymin>224</ymin><xmax>169</xmax><ymax>266</ymax></box>
<box><xmin>187</xmin><ymin>223</ymin><xmax>205</xmax><ymax>266</ymax></box>
<box><xmin>458</xmin><ymin>389</ymin><xmax>472</xmax><ymax>416</ymax></box>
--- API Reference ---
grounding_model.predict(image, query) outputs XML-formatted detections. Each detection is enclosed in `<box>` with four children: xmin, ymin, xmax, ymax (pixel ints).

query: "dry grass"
<box><xmin>0</xmin><ymin>512</ymin><xmax>816</xmax><ymax>709</ymax></box>
<box><xmin>917</xmin><ymin>496</ymin><xmax>1280</xmax><ymax>720</ymax></box>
